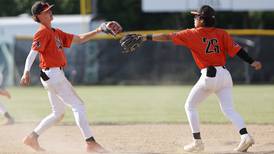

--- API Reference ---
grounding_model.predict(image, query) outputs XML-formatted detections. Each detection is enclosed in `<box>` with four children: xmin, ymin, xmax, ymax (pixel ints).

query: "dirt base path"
<box><xmin>0</xmin><ymin>124</ymin><xmax>274</xmax><ymax>154</ymax></box>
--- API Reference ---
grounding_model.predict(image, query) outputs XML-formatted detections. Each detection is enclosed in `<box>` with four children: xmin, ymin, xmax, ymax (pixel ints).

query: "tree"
<box><xmin>0</xmin><ymin>0</ymin><xmax>80</xmax><ymax>17</ymax></box>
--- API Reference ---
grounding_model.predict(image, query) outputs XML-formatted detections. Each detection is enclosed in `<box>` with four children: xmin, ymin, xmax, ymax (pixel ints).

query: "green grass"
<box><xmin>1</xmin><ymin>85</ymin><xmax>274</xmax><ymax>124</ymax></box>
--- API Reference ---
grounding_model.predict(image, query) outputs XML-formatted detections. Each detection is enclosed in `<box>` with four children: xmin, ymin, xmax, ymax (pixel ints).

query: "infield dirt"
<box><xmin>0</xmin><ymin>123</ymin><xmax>274</xmax><ymax>154</ymax></box>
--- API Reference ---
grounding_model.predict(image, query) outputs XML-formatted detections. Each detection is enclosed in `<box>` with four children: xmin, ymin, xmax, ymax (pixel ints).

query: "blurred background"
<box><xmin>1</xmin><ymin>0</ymin><xmax>274</xmax><ymax>86</ymax></box>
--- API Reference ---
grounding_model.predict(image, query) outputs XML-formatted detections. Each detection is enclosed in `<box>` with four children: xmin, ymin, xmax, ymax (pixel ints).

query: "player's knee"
<box><xmin>185</xmin><ymin>102</ymin><xmax>196</xmax><ymax>111</ymax></box>
<box><xmin>53</xmin><ymin>110</ymin><xmax>65</xmax><ymax>118</ymax></box>
<box><xmin>52</xmin><ymin>112</ymin><xmax>65</xmax><ymax>124</ymax></box>
<box><xmin>56</xmin><ymin>113</ymin><xmax>64</xmax><ymax>119</ymax></box>
<box><xmin>55</xmin><ymin>113</ymin><xmax>64</xmax><ymax>123</ymax></box>
<box><xmin>184</xmin><ymin>103</ymin><xmax>189</xmax><ymax>111</ymax></box>
<box><xmin>71</xmin><ymin>103</ymin><xmax>85</xmax><ymax>112</ymax></box>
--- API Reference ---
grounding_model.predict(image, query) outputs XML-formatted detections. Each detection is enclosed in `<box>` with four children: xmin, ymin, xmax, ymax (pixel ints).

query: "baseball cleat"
<box><xmin>23</xmin><ymin>133</ymin><xmax>45</xmax><ymax>151</ymax></box>
<box><xmin>234</xmin><ymin>134</ymin><xmax>255</xmax><ymax>152</ymax></box>
<box><xmin>184</xmin><ymin>139</ymin><xmax>204</xmax><ymax>152</ymax></box>
<box><xmin>2</xmin><ymin>117</ymin><xmax>14</xmax><ymax>125</ymax></box>
<box><xmin>86</xmin><ymin>141</ymin><xmax>108</xmax><ymax>153</ymax></box>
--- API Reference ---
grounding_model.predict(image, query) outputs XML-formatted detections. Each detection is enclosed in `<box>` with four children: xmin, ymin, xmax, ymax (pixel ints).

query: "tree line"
<box><xmin>1</xmin><ymin>0</ymin><xmax>273</xmax><ymax>30</ymax></box>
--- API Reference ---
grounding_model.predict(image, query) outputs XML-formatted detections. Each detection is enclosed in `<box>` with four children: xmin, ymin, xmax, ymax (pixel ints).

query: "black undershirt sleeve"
<box><xmin>236</xmin><ymin>48</ymin><xmax>255</xmax><ymax>64</ymax></box>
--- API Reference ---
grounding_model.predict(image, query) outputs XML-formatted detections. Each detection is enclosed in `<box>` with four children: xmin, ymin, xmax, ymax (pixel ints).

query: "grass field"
<box><xmin>1</xmin><ymin>85</ymin><xmax>274</xmax><ymax>124</ymax></box>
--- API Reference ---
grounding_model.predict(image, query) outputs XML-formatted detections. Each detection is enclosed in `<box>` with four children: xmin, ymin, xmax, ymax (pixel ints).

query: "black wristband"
<box><xmin>236</xmin><ymin>48</ymin><xmax>255</xmax><ymax>64</ymax></box>
<box><xmin>146</xmin><ymin>34</ymin><xmax>153</xmax><ymax>41</ymax></box>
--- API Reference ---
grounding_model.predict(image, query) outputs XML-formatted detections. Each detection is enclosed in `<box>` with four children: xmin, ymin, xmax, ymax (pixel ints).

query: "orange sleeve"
<box><xmin>31</xmin><ymin>30</ymin><xmax>48</xmax><ymax>53</ymax></box>
<box><xmin>169</xmin><ymin>29</ymin><xmax>191</xmax><ymax>46</ymax></box>
<box><xmin>57</xmin><ymin>29</ymin><xmax>74</xmax><ymax>48</ymax></box>
<box><xmin>223</xmin><ymin>31</ymin><xmax>242</xmax><ymax>57</ymax></box>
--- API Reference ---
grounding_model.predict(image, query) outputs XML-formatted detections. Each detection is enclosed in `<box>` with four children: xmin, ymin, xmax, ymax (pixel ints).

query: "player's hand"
<box><xmin>251</xmin><ymin>61</ymin><xmax>262</xmax><ymax>70</ymax></box>
<box><xmin>20</xmin><ymin>71</ymin><xmax>31</xmax><ymax>86</ymax></box>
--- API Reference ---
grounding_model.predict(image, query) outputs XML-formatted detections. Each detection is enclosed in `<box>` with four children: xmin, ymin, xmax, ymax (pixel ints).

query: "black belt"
<box><xmin>45</xmin><ymin>67</ymin><xmax>63</xmax><ymax>70</ymax></box>
<box><xmin>206</xmin><ymin>66</ymin><xmax>226</xmax><ymax>78</ymax></box>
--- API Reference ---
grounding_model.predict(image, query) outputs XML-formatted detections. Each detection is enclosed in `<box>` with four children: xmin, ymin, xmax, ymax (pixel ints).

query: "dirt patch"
<box><xmin>0</xmin><ymin>123</ymin><xmax>274</xmax><ymax>154</ymax></box>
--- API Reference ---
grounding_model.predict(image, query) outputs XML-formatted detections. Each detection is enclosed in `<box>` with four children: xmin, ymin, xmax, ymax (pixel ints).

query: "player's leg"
<box><xmin>23</xmin><ymin>88</ymin><xmax>65</xmax><ymax>151</ymax></box>
<box><xmin>0</xmin><ymin>73</ymin><xmax>13</xmax><ymax>125</ymax></box>
<box><xmin>34</xmin><ymin>91</ymin><xmax>66</xmax><ymax>134</ymax></box>
<box><xmin>54</xmin><ymin>77</ymin><xmax>106</xmax><ymax>153</ymax></box>
<box><xmin>216</xmin><ymin>71</ymin><xmax>254</xmax><ymax>152</ymax></box>
<box><xmin>184</xmin><ymin>78</ymin><xmax>212</xmax><ymax>152</ymax></box>
<box><xmin>0</xmin><ymin>102</ymin><xmax>14</xmax><ymax>125</ymax></box>
<box><xmin>216</xmin><ymin>87</ymin><xmax>246</xmax><ymax>131</ymax></box>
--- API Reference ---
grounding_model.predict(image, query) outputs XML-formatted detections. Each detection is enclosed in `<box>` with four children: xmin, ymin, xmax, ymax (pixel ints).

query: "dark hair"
<box><xmin>201</xmin><ymin>16</ymin><xmax>216</xmax><ymax>27</ymax></box>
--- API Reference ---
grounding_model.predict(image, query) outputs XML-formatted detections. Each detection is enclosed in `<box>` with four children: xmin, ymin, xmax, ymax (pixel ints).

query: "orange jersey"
<box><xmin>31</xmin><ymin>25</ymin><xmax>74</xmax><ymax>69</ymax></box>
<box><xmin>170</xmin><ymin>27</ymin><xmax>241</xmax><ymax>69</ymax></box>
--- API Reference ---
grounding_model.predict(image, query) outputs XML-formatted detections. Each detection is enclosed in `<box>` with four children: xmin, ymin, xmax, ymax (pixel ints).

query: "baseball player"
<box><xmin>0</xmin><ymin>70</ymin><xmax>14</xmax><ymax>125</ymax></box>
<box><xmin>20</xmin><ymin>1</ymin><xmax>122</xmax><ymax>152</ymax></box>
<box><xmin>120</xmin><ymin>5</ymin><xmax>262</xmax><ymax>153</ymax></box>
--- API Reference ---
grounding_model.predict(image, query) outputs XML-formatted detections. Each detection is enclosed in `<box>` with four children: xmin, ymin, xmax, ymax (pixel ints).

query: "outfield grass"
<box><xmin>1</xmin><ymin>85</ymin><xmax>274</xmax><ymax>124</ymax></box>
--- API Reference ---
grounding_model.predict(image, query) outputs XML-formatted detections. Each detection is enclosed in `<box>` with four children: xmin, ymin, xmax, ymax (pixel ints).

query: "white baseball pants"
<box><xmin>0</xmin><ymin>102</ymin><xmax>7</xmax><ymax>114</ymax></box>
<box><xmin>34</xmin><ymin>67</ymin><xmax>92</xmax><ymax>139</ymax></box>
<box><xmin>185</xmin><ymin>66</ymin><xmax>246</xmax><ymax>133</ymax></box>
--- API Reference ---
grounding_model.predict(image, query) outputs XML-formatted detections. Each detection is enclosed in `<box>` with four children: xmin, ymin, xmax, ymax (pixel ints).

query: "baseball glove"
<box><xmin>99</xmin><ymin>21</ymin><xmax>123</xmax><ymax>36</ymax></box>
<box><xmin>120</xmin><ymin>34</ymin><xmax>144</xmax><ymax>53</ymax></box>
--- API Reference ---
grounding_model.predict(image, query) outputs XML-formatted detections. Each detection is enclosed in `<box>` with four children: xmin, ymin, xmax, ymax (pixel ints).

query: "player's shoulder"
<box><xmin>34</xmin><ymin>26</ymin><xmax>50</xmax><ymax>37</ymax></box>
<box><xmin>186</xmin><ymin>28</ymin><xmax>196</xmax><ymax>32</ymax></box>
<box><xmin>54</xmin><ymin>28</ymin><xmax>68</xmax><ymax>34</ymax></box>
<box><xmin>54</xmin><ymin>28</ymin><xmax>69</xmax><ymax>35</ymax></box>
<box><xmin>214</xmin><ymin>28</ymin><xmax>229</xmax><ymax>35</ymax></box>
<box><xmin>176</xmin><ymin>28</ymin><xmax>195</xmax><ymax>35</ymax></box>
<box><xmin>54</xmin><ymin>28</ymin><xmax>62</xmax><ymax>32</ymax></box>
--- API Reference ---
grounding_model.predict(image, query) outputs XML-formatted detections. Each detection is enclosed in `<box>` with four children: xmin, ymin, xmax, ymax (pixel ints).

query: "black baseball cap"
<box><xmin>31</xmin><ymin>1</ymin><xmax>54</xmax><ymax>15</ymax></box>
<box><xmin>191</xmin><ymin>5</ymin><xmax>215</xmax><ymax>18</ymax></box>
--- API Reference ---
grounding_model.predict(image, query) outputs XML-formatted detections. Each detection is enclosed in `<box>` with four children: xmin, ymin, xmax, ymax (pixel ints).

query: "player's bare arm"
<box><xmin>72</xmin><ymin>29</ymin><xmax>102</xmax><ymax>44</ymax></box>
<box><xmin>142</xmin><ymin>33</ymin><xmax>172</xmax><ymax>42</ymax></box>
<box><xmin>72</xmin><ymin>21</ymin><xmax>122</xmax><ymax>44</ymax></box>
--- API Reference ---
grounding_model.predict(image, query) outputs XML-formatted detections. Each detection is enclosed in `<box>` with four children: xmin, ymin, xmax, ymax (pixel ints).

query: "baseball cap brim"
<box><xmin>190</xmin><ymin>11</ymin><xmax>200</xmax><ymax>15</ymax></box>
<box><xmin>41</xmin><ymin>4</ymin><xmax>54</xmax><ymax>13</ymax></box>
